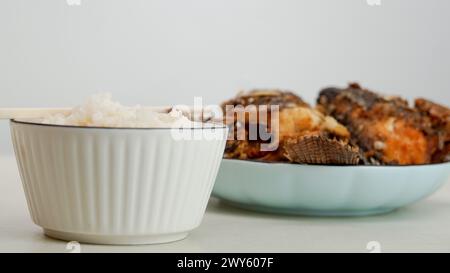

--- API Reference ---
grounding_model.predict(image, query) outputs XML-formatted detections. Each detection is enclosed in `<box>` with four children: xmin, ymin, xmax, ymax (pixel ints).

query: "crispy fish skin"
<box><xmin>222</xmin><ymin>89</ymin><xmax>360</xmax><ymax>164</ymax></box>
<box><xmin>283</xmin><ymin>135</ymin><xmax>361</xmax><ymax>165</ymax></box>
<box><xmin>414</xmin><ymin>98</ymin><xmax>450</xmax><ymax>163</ymax></box>
<box><xmin>318</xmin><ymin>83</ymin><xmax>450</xmax><ymax>165</ymax></box>
<box><xmin>221</xmin><ymin>89</ymin><xmax>309</xmax><ymax>109</ymax></box>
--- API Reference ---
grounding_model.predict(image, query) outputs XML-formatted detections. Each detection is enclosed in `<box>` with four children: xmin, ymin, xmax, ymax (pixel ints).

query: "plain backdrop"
<box><xmin>1</xmin><ymin>0</ymin><xmax>449</xmax><ymax>154</ymax></box>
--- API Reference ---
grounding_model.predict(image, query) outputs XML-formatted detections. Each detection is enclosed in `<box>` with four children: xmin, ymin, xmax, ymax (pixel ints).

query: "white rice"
<box><xmin>38</xmin><ymin>93</ymin><xmax>198</xmax><ymax>128</ymax></box>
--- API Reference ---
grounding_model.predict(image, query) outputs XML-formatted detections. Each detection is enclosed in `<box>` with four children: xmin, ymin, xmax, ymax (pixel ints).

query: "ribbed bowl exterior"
<box><xmin>11</xmin><ymin>121</ymin><xmax>227</xmax><ymax>243</ymax></box>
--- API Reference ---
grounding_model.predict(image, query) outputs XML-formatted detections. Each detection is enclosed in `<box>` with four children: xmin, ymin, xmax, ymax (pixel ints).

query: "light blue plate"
<box><xmin>212</xmin><ymin>159</ymin><xmax>450</xmax><ymax>216</ymax></box>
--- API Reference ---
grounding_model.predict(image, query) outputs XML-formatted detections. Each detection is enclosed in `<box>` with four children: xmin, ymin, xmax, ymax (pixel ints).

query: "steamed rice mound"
<box><xmin>40</xmin><ymin>94</ymin><xmax>196</xmax><ymax>128</ymax></box>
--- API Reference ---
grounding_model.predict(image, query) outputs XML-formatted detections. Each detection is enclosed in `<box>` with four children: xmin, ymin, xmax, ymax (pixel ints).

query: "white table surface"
<box><xmin>1</xmin><ymin>155</ymin><xmax>450</xmax><ymax>253</ymax></box>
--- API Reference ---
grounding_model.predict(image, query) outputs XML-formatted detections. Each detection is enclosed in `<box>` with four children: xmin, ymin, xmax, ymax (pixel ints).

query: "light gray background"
<box><xmin>1</xmin><ymin>0</ymin><xmax>449</xmax><ymax>154</ymax></box>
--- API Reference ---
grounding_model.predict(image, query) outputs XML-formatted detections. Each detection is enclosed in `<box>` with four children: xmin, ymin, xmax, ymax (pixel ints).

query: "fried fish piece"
<box><xmin>414</xmin><ymin>98</ymin><xmax>450</xmax><ymax>163</ymax></box>
<box><xmin>222</xmin><ymin>89</ymin><xmax>360</xmax><ymax>165</ymax></box>
<box><xmin>283</xmin><ymin>135</ymin><xmax>361</xmax><ymax>165</ymax></box>
<box><xmin>318</xmin><ymin>83</ymin><xmax>450</xmax><ymax>165</ymax></box>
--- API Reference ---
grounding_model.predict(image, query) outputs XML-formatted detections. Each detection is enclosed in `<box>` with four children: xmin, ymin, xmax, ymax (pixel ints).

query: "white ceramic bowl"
<box><xmin>10</xmin><ymin>120</ymin><xmax>227</xmax><ymax>245</ymax></box>
<box><xmin>212</xmin><ymin>159</ymin><xmax>450</xmax><ymax>216</ymax></box>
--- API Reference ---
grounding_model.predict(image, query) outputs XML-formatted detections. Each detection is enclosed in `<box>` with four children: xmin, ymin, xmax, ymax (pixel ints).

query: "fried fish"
<box><xmin>317</xmin><ymin>83</ymin><xmax>450</xmax><ymax>165</ymax></box>
<box><xmin>222</xmin><ymin>89</ymin><xmax>360</xmax><ymax>165</ymax></box>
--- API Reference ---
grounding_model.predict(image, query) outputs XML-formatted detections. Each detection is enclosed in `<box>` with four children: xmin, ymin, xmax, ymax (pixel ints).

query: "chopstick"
<box><xmin>0</xmin><ymin>105</ymin><xmax>221</xmax><ymax>122</ymax></box>
<box><xmin>0</xmin><ymin>108</ymin><xmax>72</xmax><ymax>120</ymax></box>
<box><xmin>0</xmin><ymin>106</ymin><xmax>178</xmax><ymax>120</ymax></box>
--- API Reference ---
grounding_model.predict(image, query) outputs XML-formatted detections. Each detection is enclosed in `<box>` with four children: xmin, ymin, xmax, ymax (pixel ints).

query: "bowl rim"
<box><xmin>222</xmin><ymin>158</ymin><xmax>450</xmax><ymax>168</ymax></box>
<box><xmin>10</xmin><ymin>119</ymin><xmax>227</xmax><ymax>130</ymax></box>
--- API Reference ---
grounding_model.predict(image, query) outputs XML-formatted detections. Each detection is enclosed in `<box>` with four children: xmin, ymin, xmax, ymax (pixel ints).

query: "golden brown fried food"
<box><xmin>222</xmin><ymin>89</ymin><xmax>360</xmax><ymax>165</ymax></box>
<box><xmin>318</xmin><ymin>83</ymin><xmax>450</xmax><ymax>165</ymax></box>
<box><xmin>414</xmin><ymin>98</ymin><xmax>450</xmax><ymax>163</ymax></box>
<box><xmin>283</xmin><ymin>136</ymin><xmax>361</xmax><ymax>165</ymax></box>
